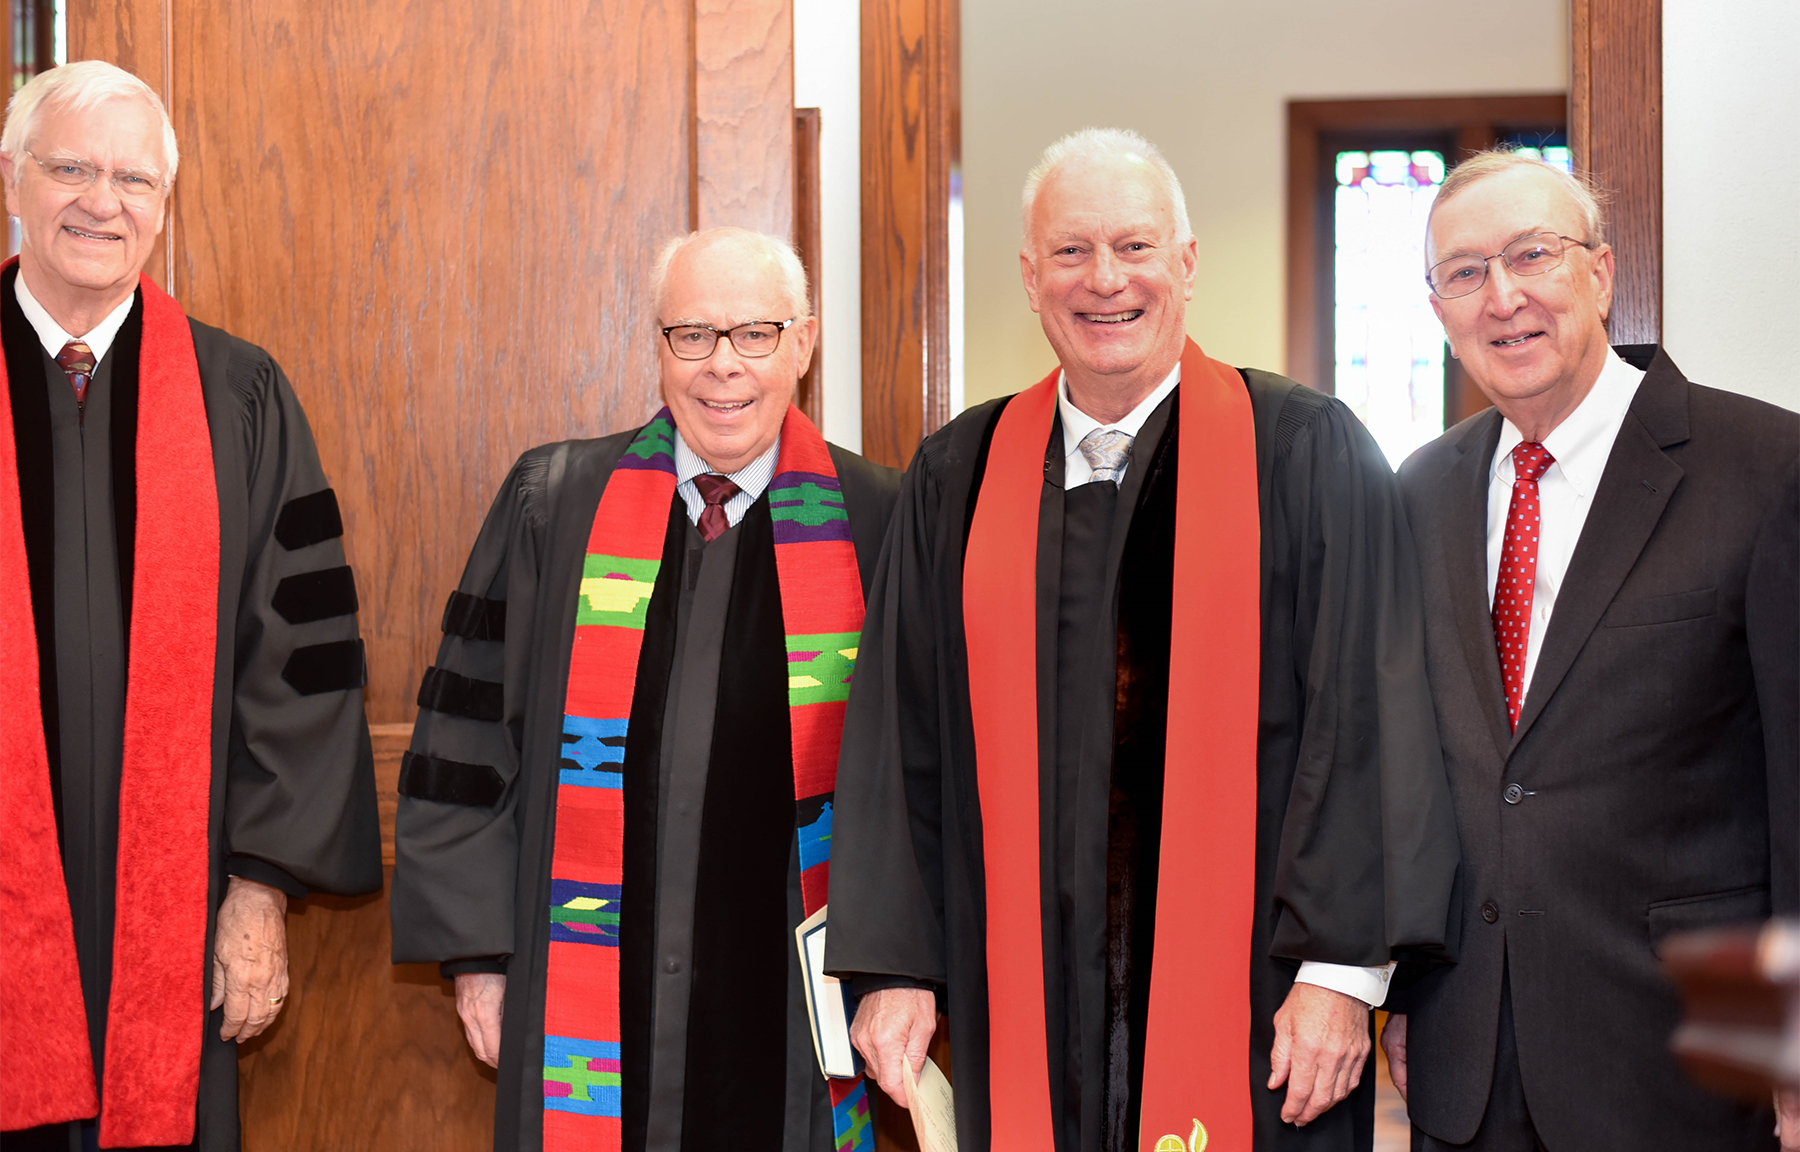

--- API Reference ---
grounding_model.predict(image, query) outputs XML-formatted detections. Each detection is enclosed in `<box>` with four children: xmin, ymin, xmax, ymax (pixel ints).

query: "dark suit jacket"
<box><xmin>1395</xmin><ymin>349</ymin><xmax>1798</xmax><ymax>1150</ymax></box>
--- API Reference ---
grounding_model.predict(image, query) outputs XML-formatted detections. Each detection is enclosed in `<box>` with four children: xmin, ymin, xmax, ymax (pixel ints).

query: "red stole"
<box><xmin>0</xmin><ymin>265</ymin><xmax>220</xmax><ymax>1147</ymax></box>
<box><xmin>963</xmin><ymin>338</ymin><xmax>1261</xmax><ymax>1151</ymax></box>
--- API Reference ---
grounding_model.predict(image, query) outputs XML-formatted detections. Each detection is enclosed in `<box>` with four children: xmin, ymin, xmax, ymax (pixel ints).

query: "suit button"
<box><xmin>1503</xmin><ymin>783</ymin><xmax>1525</xmax><ymax>804</ymax></box>
<box><xmin>1481</xmin><ymin>901</ymin><xmax>1500</xmax><ymax>923</ymax></box>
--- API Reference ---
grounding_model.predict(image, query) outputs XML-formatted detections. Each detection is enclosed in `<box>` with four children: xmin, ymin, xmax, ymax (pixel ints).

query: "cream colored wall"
<box><xmin>961</xmin><ymin>0</ymin><xmax>1567</xmax><ymax>408</ymax></box>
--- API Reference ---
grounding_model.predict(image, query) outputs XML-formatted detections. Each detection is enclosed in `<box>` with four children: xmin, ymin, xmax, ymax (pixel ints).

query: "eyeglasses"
<box><xmin>23</xmin><ymin>150</ymin><xmax>169</xmax><ymax>201</ymax></box>
<box><xmin>1426</xmin><ymin>232</ymin><xmax>1596</xmax><ymax>299</ymax></box>
<box><xmin>661</xmin><ymin>319</ymin><xmax>795</xmax><ymax>360</ymax></box>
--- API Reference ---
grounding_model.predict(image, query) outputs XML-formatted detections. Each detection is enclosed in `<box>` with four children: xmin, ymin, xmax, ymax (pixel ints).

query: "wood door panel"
<box><xmin>694</xmin><ymin>0</ymin><xmax>794</xmax><ymax>237</ymax></box>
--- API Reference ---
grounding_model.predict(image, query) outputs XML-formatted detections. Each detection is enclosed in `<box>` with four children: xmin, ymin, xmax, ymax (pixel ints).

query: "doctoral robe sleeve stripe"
<box><xmin>442</xmin><ymin>590</ymin><xmax>507</xmax><ymax>641</ymax></box>
<box><xmin>281</xmin><ymin>639</ymin><xmax>366</xmax><ymax>695</ymax></box>
<box><xmin>398</xmin><ymin>751</ymin><xmax>506</xmax><ymax>807</ymax></box>
<box><xmin>417</xmin><ymin>665</ymin><xmax>505</xmax><ymax>723</ymax></box>
<box><xmin>273</xmin><ymin>487</ymin><xmax>344</xmax><ymax>550</ymax></box>
<box><xmin>271</xmin><ymin>565</ymin><xmax>359</xmax><ymax>624</ymax></box>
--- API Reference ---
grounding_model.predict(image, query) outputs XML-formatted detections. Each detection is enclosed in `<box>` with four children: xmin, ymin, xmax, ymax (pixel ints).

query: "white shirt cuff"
<box><xmin>1294</xmin><ymin>960</ymin><xmax>1396</xmax><ymax>1008</ymax></box>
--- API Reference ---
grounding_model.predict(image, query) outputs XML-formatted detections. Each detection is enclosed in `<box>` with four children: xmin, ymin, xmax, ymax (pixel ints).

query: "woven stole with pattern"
<box><xmin>963</xmin><ymin>338</ymin><xmax>1261</xmax><ymax>1151</ymax></box>
<box><xmin>0</xmin><ymin>264</ymin><xmax>220</xmax><ymax>1146</ymax></box>
<box><xmin>544</xmin><ymin>405</ymin><xmax>874</xmax><ymax>1151</ymax></box>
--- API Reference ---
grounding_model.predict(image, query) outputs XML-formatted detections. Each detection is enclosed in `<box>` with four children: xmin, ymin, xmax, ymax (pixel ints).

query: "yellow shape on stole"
<box><xmin>1152</xmin><ymin>1119</ymin><xmax>1207</xmax><ymax>1152</ymax></box>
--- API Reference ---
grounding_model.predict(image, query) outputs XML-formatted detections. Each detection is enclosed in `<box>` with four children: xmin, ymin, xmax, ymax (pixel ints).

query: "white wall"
<box><xmin>794</xmin><ymin>0</ymin><xmax>864</xmax><ymax>449</ymax></box>
<box><xmin>1663</xmin><ymin>0</ymin><xmax>1800</xmax><ymax>413</ymax></box>
<box><xmin>961</xmin><ymin>0</ymin><xmax>1566</xmax><ymax>408</ymax></box>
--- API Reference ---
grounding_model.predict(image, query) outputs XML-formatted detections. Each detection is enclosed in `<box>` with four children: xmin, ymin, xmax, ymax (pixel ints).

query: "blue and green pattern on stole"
<box><xmin>543</xmin><ymin>1036</ymin><xmax>622</xmax><ymax>1116</ymax></box>
<box><xmin>832</xmin><ymin>1081</ymin><xmax>874</xmax><ymax>1150</ymax></box>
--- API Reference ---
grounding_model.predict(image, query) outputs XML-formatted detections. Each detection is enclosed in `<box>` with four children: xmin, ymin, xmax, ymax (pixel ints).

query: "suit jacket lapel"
<box><xmin>1443</xmin><ymin>410</ymin><xmax>1513</xmax><ymax>760</ymax></box>
<box><xmin>1511</xmin><ymin>356</ymin><xmax>1691</xmax><ymax>748</ymax></box>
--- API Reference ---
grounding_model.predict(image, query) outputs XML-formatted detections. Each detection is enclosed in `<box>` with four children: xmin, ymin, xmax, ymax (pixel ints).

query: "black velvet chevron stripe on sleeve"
<box><xmin>274</xmin><ymin>488</ymin><xmax>344</xmax><ymax>550</ymax></box>
<box><xmin>441</xmin><ymin>590</ymin><xmax>507</xmax><ymax>641</ymax></box>
<box><xmin>282</xmin><ymin>639</ymin><xmax>366</xmax><ymax>695</ymax></box>
<box><xmin>397</xmin><ymin>751</ymin><xmax>505</xmax><ymax>807</ymax></box>
<box><xmin>416</xmin><ymin>666</ymin><xmax>504</xmax><ymax>723</ymax></box>
<box><xmin>272</xmin><ymin>566</ymin><xmax>360</xmax><ymax>624</ymax></box>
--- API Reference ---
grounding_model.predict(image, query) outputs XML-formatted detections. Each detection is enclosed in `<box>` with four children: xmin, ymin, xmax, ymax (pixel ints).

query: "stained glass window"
<box><xmin>1333</xmin><ymin>149</ymin><xmax>1446</xmax><ymax>468</ymax></box>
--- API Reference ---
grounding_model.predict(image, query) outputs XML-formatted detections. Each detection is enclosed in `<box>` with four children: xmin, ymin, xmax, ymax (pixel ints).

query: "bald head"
<box><xmin>652</xmin><ymin>227</ymin><xmax>811</xmax><ymax>325</ymax></box>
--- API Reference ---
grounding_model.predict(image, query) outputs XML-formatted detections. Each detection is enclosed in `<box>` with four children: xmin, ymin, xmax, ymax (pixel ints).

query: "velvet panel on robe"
<box><xmin>824</xmin><ymin>369</ymin><xmax>1459</xmax><ymax>1152</ymax></box>
<box><xmin>2</xmin><ymin>270</ymin><xmax>382</xmax><ymax>1152</ymax></box>
<box><xmin>390</xmin><ymin>430</ymin><xmax>899</xmax><ymax>1152</ymax></box>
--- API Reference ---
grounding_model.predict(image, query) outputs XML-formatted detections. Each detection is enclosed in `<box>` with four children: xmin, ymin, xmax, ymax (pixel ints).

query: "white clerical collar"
<box><xmin>14</xmin><ymin>271</ymin><xmax>136</xmax><ymax>363</ymax></box>
<box><xmin>1056</xmin><ymin>361</ymin><xmax>1182</xmax><ymax>466</ymax></box>
<box><xmin>672</xmin><ymin>428</ymin><xmax>781</xmax><ymax>501</ymax></box>
<box><xmin>1492</xmin><ymin>348</ymin><xmax>1645</xmax><ymax>498</ymax></box>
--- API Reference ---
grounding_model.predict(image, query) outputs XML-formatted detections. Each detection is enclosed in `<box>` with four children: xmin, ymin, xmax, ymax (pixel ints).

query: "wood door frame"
<box><xmin>1285</xmin><ymin>94</ymin><xmax>1565</xmax><ymax>424</ymax></box>
<box><xmin>1571</xmin><ymin>0</ymin><xmax>1662</xmax><ymax>344</ymax></box>
<box><xmin>859</xmin><ymin>0</ymin><xmax>958</xmax><ymax>470</ymax></box>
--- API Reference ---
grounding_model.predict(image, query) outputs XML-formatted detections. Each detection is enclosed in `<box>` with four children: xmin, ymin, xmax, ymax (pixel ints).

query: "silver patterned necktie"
<box><xmin>1076</xmin><ymin>427</ymin><xmax>1134</xmax><ymax>486</ymax></box>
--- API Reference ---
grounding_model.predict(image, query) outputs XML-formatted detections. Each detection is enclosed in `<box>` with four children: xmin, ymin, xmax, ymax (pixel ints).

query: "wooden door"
<box><xmin>66</xmin><ymin>0</ymin><xmax>794</xmax><ymax>1146</ymax></box>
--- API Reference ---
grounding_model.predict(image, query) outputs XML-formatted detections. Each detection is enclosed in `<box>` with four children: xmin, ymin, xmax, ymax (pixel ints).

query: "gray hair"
<box><xmin>1427</xmin><ymin>148</ymin><xmax>1609</xmax><ymax>260</ymax></box>
<box><xmin>2</xmin><ymin>60</ymin><xmax>180</xmax><ymax>182</ymax></box>
<box><xmin>651</xmin><ymin>226</ymin><xmax>812</xmax><ymax>321</ymax></box>
<box><xmin>1020</xmin><ymin>127</ymin><xmax>1193</xmax><ymax>246</ymax></box>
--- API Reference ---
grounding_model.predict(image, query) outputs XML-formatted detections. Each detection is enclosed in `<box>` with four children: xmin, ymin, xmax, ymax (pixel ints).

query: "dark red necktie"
<box><xmin>56</xmin><ymin>339</ymin><xmax>96</xmax><ymax>411</ymax></box>
<box><xmin>1494</xmin><ymin>441</ymin><xmax>1555</xmax><ymax>729</ymax></box>
<box><xmin>692</xmin><ymin>472</ymin><xmax>741</xmax><ymax>543</ymax></box>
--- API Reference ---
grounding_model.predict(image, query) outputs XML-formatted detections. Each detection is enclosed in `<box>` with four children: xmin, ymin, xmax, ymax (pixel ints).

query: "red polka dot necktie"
<box><xmin>56</xmin><ymin>339</ymin><xmax>96</xmax><ymax>412</ymax></box>
<box><xmin>1494</xmin><ymin>441</ymin><xmax>1555</xmax><ymax>730</ymax></box>
<box><xmin>692</xmin><ymin>472</ymin><xmax>741</xmax><ymax>543</ymax></box>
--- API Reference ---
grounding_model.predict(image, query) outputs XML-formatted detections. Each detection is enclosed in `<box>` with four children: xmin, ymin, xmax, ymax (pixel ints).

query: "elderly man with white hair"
<box><xmin>825</xmin><ymin>127</ymin><xmax>1459</xmax><ymax>1152</ymax></box>
<box><xmin>0</xmin><ymin>61</ymin><xmax>380</xmax><ymax>1151</ymax></box>
<box><xmin>391</xmin><ymin>226</ymin><xmax>899</xmax><ymax>1152</ymax></box>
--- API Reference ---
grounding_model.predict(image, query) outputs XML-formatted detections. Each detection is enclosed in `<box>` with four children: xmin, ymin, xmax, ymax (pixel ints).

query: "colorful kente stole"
<box><xmin>0</xmin><ymin>265</ymin><xmax>220</xmax><ymax>1146</ymax></box>
<box><xmin>963</xmin><ymin>339</ymin><xmax>1261</xmax><ymax>1151</ymax></box>
<box><xmin>543</xmin><ymin>405</ymin><xmax>874</xmax><ymax>1152</ymax></box>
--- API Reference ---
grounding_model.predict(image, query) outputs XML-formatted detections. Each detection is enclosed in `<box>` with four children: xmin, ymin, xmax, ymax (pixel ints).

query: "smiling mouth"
<box><xmin>699</xmin><ymin>399</ymin><xmax>752</xmax><ymax>413</ymax></box>
<box><xmin>1492</xmin><ymin>331</ymin><xmax>1544</xmax><ymax>348</ymax></box>
<box><xmin>63</xmin><ymin>226</ymin><xmax>121</xmax><ymax>242</ymax></box>
<box><xmin>1079</xmin><ymin>310</ymin><xmax>1143</xmax><ymax>325</ymax></box>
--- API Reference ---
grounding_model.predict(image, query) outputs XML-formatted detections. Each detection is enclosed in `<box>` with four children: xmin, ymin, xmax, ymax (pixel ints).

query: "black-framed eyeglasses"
<box><xmin>1427</xmin><ymin>232</ymin><xmax>1596</xmax><ymax>299</ymax></box>
<box><xmin>23</xmin><ymin>150</ymin><xmax>169</xmax><ymax>201</ymax></box>
<box><xmin>660</xmin><ymin>318</ymin><xmax>796</xmax><ymax>360</ymax></box>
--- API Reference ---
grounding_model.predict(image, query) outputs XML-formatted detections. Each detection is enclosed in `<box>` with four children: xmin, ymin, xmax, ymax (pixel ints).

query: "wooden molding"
<box><xmin>693</xmin><ymin>0</ymin><xmax>795</xmax><ymax>237</ymax></box>
<box><xmin>1571</xmin><ymin>0</ymin><xmax>1662</xmax><ymax>344</ymax></box>
<box><xmin>860</xmin><ymin>0</ymin><xmax>959</xmax><ymax>469</ymax></box>
<box><xmin>1285</xmin><ymin>94</ymin><xmax>1565</xmax><ymax>417</ymax></box>
<box><xmin>794</xmin><ymin>105</ymin><xmax>824</xmax><ymax>423</ymax></box>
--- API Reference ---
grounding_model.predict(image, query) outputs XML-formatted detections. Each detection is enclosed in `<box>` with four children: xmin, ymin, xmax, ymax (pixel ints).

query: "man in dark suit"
<box><xmin>1383</xmin><ymin>150</ymin><xmax>1798</xmax><ymax>1151</ymax></box>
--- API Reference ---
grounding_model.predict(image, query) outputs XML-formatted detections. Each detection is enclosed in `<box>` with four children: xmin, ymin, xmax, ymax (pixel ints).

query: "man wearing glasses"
<box><xmin>0</xmin><ymin>62</ymin><xmax>381</xmax><ymax>1150</ymax></box>
<box><xmin>1385</xmin><ymin>150</ymin><xmax>1799</xmax><ymax>1150</ymax></box>
<box><xmin>392</xmin><ymin>227</ymin><xmax>898</xmax><ymax>1152</ymax></box>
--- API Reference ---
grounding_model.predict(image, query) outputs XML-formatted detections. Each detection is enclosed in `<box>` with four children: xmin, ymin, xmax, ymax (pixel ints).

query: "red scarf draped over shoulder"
<box><xmin>0</xmin><ymin>264</ymin><xmax>220</xmax><ymax>1147</ymax></box>
<box><xmin>964</xmin><ymin>339</ymin><xmax>1261</xmax><ymax>1151</ymax></box>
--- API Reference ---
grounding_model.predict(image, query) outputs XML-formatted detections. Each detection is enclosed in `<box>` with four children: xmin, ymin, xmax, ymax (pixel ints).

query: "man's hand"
<box><xmin>1775</xmin><ymin>1087</ymin><xmax>1800</xmax><ymax>1151</ymax></box>
<box><xmin>1268</xmin><ymin>981</ymin><xmax>1372</xmax><ymax>1126</ymax></box>
<box><xmin>210</xmin><ymin>876</ymin><xmax>289</xmax><ymax>1042</ymax></box>
<box><xmin>1380</xmin><ymin>1012</ymin><xmax>1408</xmax><ymax>1102</ymax></box>
<box><xmin>455</xmin><ymin>972</ymin><xmax>507</xmax><ymax>1068</ymax></box>
<box><xmin>849</xmin><ymin>987</ymin><xmax>937</xmax><ymax>1109</ymax></box>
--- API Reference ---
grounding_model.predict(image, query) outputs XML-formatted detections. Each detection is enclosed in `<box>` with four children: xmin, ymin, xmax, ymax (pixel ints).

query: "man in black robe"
<box><xmin>0</xmin><ymin>62</ymin><xmax>380</xmax><ymax>1151</ymax></box>
<box><xmin>390</xmin><ymin>227</ymin><xmax>900</xmax><ymax>1152</ymax></box>
<box><xmin>826</xmin><ymin>128</ymin><xmax>1459</xmax><ymax>1152</ymax></box>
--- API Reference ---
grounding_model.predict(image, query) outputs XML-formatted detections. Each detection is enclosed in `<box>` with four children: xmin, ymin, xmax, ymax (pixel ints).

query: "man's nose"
<box><xmin>707</xmin><ymin>333</ymin><xmax>747</xmax><ymax>376</ymax></box>
<box><xmin>1085</xmin><ymin>246</ymin><xmax>1128</xmax><ymax>296</ymax></box>
<box><xmin>1482</xmin><ymin>259</ymin><xmax>1528</xmax><ymax>315</ymax></box>
<box><xmin>75</xmin><ymin>172</ymin><xmax>122</xmax><ymax>217</ymax></box>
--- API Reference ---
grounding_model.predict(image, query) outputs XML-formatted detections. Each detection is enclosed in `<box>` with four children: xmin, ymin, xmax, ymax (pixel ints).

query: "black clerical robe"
<box><xmin>2</xmin><ymin>269</ymin><xmax>382</xmax><ymax>1152</ymax></box>
<box><xmin>390</xmin><ymin>430</ymin><xmax>899</xmax><ymax>1152</ymax></box>
<box><xmin>826</xmin><ymin>371</ymin><xmax>1459</xmax><ymax>1152</ymax></box>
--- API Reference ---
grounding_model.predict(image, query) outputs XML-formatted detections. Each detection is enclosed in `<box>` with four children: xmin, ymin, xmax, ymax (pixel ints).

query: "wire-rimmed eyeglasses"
<box><xmin>23</xmin><ymin>150</ymin><xmax>169</xmax><ymax>201</ymax></box>
<box><xmin>1427</xmin><ymin>232</ymin><xmax>1596</xmax><ymax>300</ymax></box>
<box><xmin>661</xmin><ymin>318</ymin><xmax>796</xmax><ymax>360</ymax></box>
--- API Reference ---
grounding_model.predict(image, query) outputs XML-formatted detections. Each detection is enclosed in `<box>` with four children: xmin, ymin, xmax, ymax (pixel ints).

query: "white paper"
<box><xmin>903</xmin><ymin>1057</ymin><xmax>958</xmax><ymax>1152</ymax></box>
<box><xmin>794</xmin><ymin>905</ymin><xmax>859</xmax><ymax>1079</ymax></box>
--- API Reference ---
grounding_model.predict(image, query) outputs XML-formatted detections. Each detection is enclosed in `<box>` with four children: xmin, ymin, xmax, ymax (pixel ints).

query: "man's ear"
<box><xmin>1180</xmin><ymin>235</ymin><xmax>1198</xmax><ymax>302</ymax></box>
<box><xmin>1</xmin><ymin>153</ymin><xmax>19</xmax><ymax>222</ymax></box>
<box><xmin>1590</xmin><ymin>243</ymin><xmax>1616</xmax><ymax>323</ymax></box>
<box><xmin>1020</xmin><ymin>249</ymin><xmax>1042</xmax><ymax>314</ymax></box>
<box><xmin>791</xmin><ymin>315</ymin><xmax>820</xmax><ymax>379</ymax></box>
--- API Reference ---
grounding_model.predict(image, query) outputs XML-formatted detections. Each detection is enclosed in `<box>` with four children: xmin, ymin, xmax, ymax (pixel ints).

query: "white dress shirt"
<box><xmin>15</xmin><ymin>274</ymin><xmax>136</xmax><ymax>362</ymax></box>
<box><xmin>1057</xmin><ymin>364</ymin><xmax>1180</xmax><ymax>487</ymax></box>
<box><xmin>673</xmin><ymin>429</ymin><xmax>780</xmax><ymax>529</ymax></box>
<box><xmin>1486</xmin><ymin>349</ymin><xmax>1645</xmax><ymax>703</ymax></box>
<box><xmin>1060</xmin><ymin>362</ymin><xmax>1396</xmax><ymax>1007</ymax></box>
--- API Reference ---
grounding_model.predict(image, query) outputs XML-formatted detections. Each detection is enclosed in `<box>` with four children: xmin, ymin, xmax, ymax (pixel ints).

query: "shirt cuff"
<box><xmin>1295</xmin><ymin>960</ymin><xmax>1397</xmax><ymax>1008</ymax></box>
